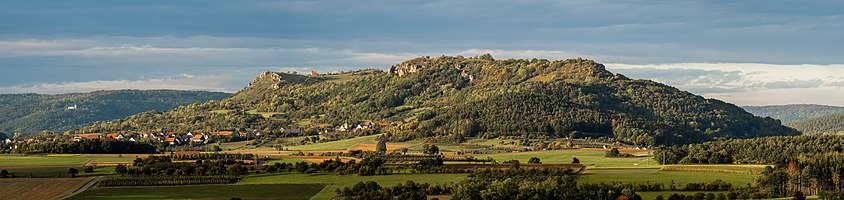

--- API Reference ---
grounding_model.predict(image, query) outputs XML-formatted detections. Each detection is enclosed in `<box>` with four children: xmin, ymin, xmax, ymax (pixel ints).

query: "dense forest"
<box><xmin>787</xmin><ymin>112</ymin><xmax>844</xmax><ymax>135</ymax></box>
<box><xmin>655</xmin><ymin>135</ymin><xmax>844</xmax><ymax>165</ymax></box>
<box><xmin>0</xmin><ymin>90</ymin><xmax>230</xmax><ymax>135</ymax></box>
<box><xmin>74</xmin><ymin>55</ymin><xmax>797</xmax><ymax>145</ymax></box>
<box><xmin>742</xmin><ymin>104</ymin><xmax>844</xmax><ymax>124</ymax></box>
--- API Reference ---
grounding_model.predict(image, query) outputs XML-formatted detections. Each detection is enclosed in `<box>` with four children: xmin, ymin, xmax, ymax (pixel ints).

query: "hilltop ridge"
<box><xmin>74</xmin><ymin>55</ymin><xmax>798</xmax><ymax>145</ymax></box>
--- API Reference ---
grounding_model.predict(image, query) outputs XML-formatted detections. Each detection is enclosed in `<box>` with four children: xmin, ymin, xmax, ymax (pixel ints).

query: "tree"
<box><xmin>528</xmin><ymin>157</ymin><xmax>541</xmax><ymax>164</ymax></box>
<box><xmin>83</xmin><ymin>166</ymin><xmax>94</xmax><ymax>173</ymax></box>
<box><xmin>423</xmin><ymin>144</ymin><xmax>439</xmax><ymax>155</ymax></box>
<box><xmin>572</xmin><ymin>157</ymin><xmax>580</xmax><ymax>164</ymax></box>
<box><xmin>68</xmin><ymin>168</ymin><xmax>79</xmax><ymax>177</ymax></box>
<box><xmin>376</xmin><ymin>135</ymin><xmax>387</xmax><ymax>152</ymax></box>
<box><xmin>606</xmin><ymin>148</ymin><xmax>621</xmax><ymax>157</ymax></box>
<box><xmin>0</xmin><ymin>169</ymin><xmax>8</xmax><ymax>178</ymax></box>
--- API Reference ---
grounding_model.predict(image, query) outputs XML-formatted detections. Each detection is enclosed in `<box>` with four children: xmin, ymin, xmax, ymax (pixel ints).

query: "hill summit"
<box><xmin>75</xmin><ymin>55</ymin><xmax>798</xmax><ymax>145</ymax></box>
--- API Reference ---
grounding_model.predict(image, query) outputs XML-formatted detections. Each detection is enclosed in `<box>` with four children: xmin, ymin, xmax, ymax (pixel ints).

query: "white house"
<box><xmin>67</xmin><ymin>105</ymin><xmax>78</xmax><ymax>110</ymax></box>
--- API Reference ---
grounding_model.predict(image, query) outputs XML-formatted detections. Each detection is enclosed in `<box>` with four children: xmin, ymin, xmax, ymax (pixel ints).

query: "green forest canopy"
<box><xmin>74</xmin><ymin>55</ymin><xmax>798</xmax><ymax>145</ymax></box>
<box><xmin>0</xmin><ymin>90</ymin><xmax>230</xmax><ymax>135</ymax></box>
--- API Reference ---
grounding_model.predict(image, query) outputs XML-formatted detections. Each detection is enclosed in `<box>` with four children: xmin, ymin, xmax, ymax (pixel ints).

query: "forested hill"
<box><xmin>788</xmin><ymin>112</ymin><xmax>844</xmax><ymax>135</ymax></box>
<box><xmin>742</xmin><ymin>104</ymin><xmax>844</xmax><ymax>123</ymax></box>
<box><xmin>74</xmin><ymin>55</ymin><xmax>798</xmax><ymax>145</ymax></box>
<box><xmin>0</xmin><ymin>90</ymin><xmax>230</xmax><ymax>135</ymax></box>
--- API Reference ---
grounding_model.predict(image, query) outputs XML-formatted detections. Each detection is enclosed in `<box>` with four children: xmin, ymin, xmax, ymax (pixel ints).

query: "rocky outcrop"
<box><xmin>248</xmin><ymin>71</ymin><xmax>284</xmax><ymax>89</ymax></box>
<box><xmin>389</xmin><ymin>63</ymin><xmax>427</xmax><ymax>77</ymax></box>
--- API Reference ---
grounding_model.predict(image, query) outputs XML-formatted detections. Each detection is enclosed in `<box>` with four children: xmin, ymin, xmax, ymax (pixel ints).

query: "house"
<box><xmin>73</xmin><ymin>133</ymin><xmax>102</xmax><ymax>141</ymax></box>
<box><xmin>336</xmin><ymin>123</ymin><xmax>352</xmax><ymax>132</ymax></box>
<box><xmin>165</xmin><ymin>137</ymin><xmax>180</xmax><ymax>145</ymax></box>
<box><xmin>192</xmin><ymin>134</ymin><xmax>206</xmax><ymax>143</ymax></box>
<box><xmin>128</xmin><ymin>137</ymin><xmax>137</xmax><ymax>142</ymax></box>
<box><xmin>310</xmin><ymin>71</ymin><xmax>318</xmax><ymax>76</ymax></box>
<box><xmin>66</xmin><ymin>105</ymin><xmax>78</xmax><ymax>110</ymax></box>
<box><xmin>106</xmin><ymin>133</ymin><xmax>123</xmax><ymax>140</ymax></box>
<box><xmin>3</xmin><ymin>139</ymin><xmax>11</xmax><ymax>143</ymax></box>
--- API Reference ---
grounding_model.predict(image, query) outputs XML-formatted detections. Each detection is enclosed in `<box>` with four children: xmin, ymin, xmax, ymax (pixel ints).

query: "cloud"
<box><xmin>605</xmin><ymin>63</ymin><xmax>844</xmax><ymax>105</ymax></box>
<box><xmin>0</xmin><ymin>74</ymin><xmax>241</xmax><ymax>94</ymax></box>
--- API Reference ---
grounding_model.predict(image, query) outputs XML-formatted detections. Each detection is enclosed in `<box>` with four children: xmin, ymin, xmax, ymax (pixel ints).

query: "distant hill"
<box><xmin>74</xmin><ymin>55</ymin><xmax>798</xmax><ymax>145</ymax></box>
<box><xmin>742</xmin><ymin>104</ymin><xmax>844</xmax><ymax>123</ymax></box>
<box><xmin>0</xmin><ymin>90</ymin><xmax>230</xmax><ymax>135</ymax></box>
<box><xmin>788</xmin><ymin>112</ymin><xmax>844</xmax><ymax>135</ymax></box>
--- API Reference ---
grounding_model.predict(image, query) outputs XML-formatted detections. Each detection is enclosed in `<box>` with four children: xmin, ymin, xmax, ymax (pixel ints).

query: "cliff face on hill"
<box><xmin>75</xmin><ymin>55</ymin><xmax>798</xmax><ymax>145</ymax></box>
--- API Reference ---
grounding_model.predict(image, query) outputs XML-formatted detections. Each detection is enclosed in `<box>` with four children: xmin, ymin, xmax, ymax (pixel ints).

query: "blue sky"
<box><xmin>2</xmin><ymin>0</ymin><xmax>844</xmax><ymax>105</ymax></box>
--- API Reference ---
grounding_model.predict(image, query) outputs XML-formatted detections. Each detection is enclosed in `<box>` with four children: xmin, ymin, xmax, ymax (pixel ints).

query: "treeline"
<box><xmin>334</xmin><ymin>168</ymin><xmax>641</xmax><ymax>200</ymax></box>
<box><xmin>116</xmin><ymin>156</ymin><xmax>250</xmax><ymax>176</ymax></box>
<box><xmin>788</xmin><ymin>112</ymin><xmax>844</xmax><ymax>135</ymax></box>
<box><xmin>5</xmin><ymin>139</ymin><xmax>156</xmax><ymax>154</ymax></box>
<box><xmin>74</xmin><ymin>56</ymin><xmax>796</xmax><ymax>145</ymax></box>
<box><xmin>335</xmin><ymin>181</ymin><xmax>450</xmax><ymax>200</ymax></box>
<box><xmin>98</xmin><ymin>176</ymin><xmax>239</xmax><ymax>187</ymax></box>
<box><xmin>262</xmin><ymin>157</ymin><xmax>388</xmax><ymax>176</ymax></box>
<box><xmin>654</xmin><ymin>135</ymin><xmax>844</xmax><ymax>165</ymax></box>
<box><xmin>169</xmin><ymin>153</ymin><xmax>254</xmax><ymax>161</ymax></box>
<box><xmin>744</xmin><ymin>153</ymin><xmax>844</xmax><ymax>198</ymax></box>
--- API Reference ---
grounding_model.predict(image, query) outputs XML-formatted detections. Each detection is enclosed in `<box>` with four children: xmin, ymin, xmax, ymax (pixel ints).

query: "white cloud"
<box><xmin>605</xmin><ymin>63</ymin><xmax>844</xmax><ymax>106</ymax></box>
<box><xmin>0</xmin><ymin>74</ymin><xmax>241</xmax><ymax>94</ymax></box>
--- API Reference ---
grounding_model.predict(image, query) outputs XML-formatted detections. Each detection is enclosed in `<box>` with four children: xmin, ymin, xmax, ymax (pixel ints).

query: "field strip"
<box><xmin>61</xmin><ymin>176</ymin><xmax>102</xmax><ymax>199</ymax></box>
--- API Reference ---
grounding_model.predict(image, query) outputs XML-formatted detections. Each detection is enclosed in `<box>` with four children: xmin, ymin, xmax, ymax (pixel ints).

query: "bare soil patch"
<box><xmin>0</xmin><ymin>177</ymin><xmax>95</xmax><ymax>200</ymax></box>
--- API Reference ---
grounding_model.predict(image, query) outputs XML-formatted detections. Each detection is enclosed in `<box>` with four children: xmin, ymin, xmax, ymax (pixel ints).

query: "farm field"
<box><xmin>483</xmin><ymin>148</ymin><xmax>658</xmax><ymax>168</ymax></box>
<box><xmin>0</xmin><ymin>154</ymin><xmax>139</xmax><ymax>167</ymax></box>
<box><xmin>68</xmin><ymin>184</ymin><xmax>324</xmax><ymax>200</ymax></box>
<box><xmin>579</xmin><ymin>168</ymin><xmax>758</xmax><ymax>186</ymax></box>
<box><xmin>239</xmin><ymin>173</ymin><xmax>468</xmax><ymax>200</ymax></box>
<box><xmin>0</xmin><ymin>177</ymin><xmax>96</xmax><ymax>200</ymax></box>
<box><xmin>661</xmin><ymin>164</ymin><xmax>770</xmax><ymax>174</ymax></box>
<box><xmin>282</xmin><ymin>134</ymin><xmax>381</xmax><ymax>151</ymax></box>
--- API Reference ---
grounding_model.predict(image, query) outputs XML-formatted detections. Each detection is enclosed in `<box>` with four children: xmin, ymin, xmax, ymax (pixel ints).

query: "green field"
<box><xmin>0</xmin><ymin>154</ymin><xmax>136</xmax><ymax>167</ymax></box>
<box><xmin>284</xmin><ymin>134</ymin><xmax>381</xmax><ymax>151</ymax></box>
<box><xmin>239</xmin><ymin>173</ymin><xmax>468</xmax><ymax>200</ymax></box>
<box><xmin>266</xmin><ymin>157</ymin><xmax>310</xmax><ymax>164</ymax></box>
<box><xmin>579</xmin><ymin>168</ymin><xmax>757</xmax><ymax>186</ymax></box>
<box><xmin>68</xmin><ymin>184</ymin><xmax>324</xmax><ymax>200</ymax></box>
<box><xmin>1</xmin><ymin>166</ymin><xmax>114</xmax><ymax>178</ymax></box>
<box><xmin>484</xmin><ymin>149</ymin><xmax>659</xmax><ymax>168</ymax></box>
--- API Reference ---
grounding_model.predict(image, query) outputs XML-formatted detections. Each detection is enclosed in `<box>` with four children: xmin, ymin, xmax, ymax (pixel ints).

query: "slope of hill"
<box><xmin>787</xmin><ymin>112</ymin><xmax>844</xmax><ymax>135</ymax></box>
<box><xmin>742</xmin><ymin>104</ymin><xmax>844</xmax><ymax>123</ymax></box>
<box><xmin>0</xmin><ymin>90</ymin><xmax>230</xmax><ymax>135</ymax></box>
<box><xmin>74</xmin><ymin>55</ymin><xmax>798</xmax><ymax>145</ymax></box>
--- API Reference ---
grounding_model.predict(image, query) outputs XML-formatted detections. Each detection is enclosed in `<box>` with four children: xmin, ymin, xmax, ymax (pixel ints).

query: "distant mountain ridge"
<box><xmin>742</xmin><ymin>104</ymin><xmax>844</xmax><ymax>123</ymax></box>
<box><xmin>788</xmin><ymin>112</ymin><xmax>844</xmax><ymax>135</ymax></box>
<box><xmin>75</xmin><ymin>55</ymin><xmax>798</xmax><ymax>145</ymax></box>
<box><xmin>0</xmin><ymin>90</ymin><xmax>230</xmax><ymax>135</ymax></box>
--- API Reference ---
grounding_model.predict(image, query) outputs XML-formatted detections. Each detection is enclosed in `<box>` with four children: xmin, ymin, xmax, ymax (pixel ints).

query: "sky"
<box><xmin>2</xmin><ymin>0</ymin><xmax>844</xmax><ymax>106</ymax></box>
